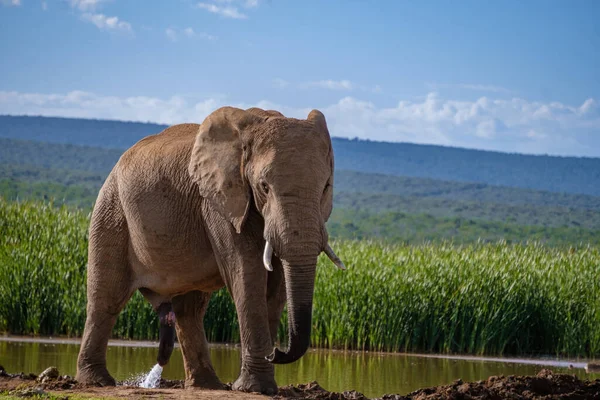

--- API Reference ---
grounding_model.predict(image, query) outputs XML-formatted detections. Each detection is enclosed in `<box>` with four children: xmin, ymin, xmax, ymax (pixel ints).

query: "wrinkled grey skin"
<box><xmin>75</xmin><ymin>106</ymin><xmax>338</xmax><ymax>394</ymax></box>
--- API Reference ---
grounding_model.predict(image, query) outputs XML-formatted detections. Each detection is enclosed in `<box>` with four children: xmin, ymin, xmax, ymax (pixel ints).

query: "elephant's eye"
<box><xmin>261</xmin><ymin>181</ymin><xmax>269</xmax><ymax>194</ymax></box>
<box><xmin>323</xmin><ymin>182</ymin><xmax>331</xmax><ymax>194</ymax></box>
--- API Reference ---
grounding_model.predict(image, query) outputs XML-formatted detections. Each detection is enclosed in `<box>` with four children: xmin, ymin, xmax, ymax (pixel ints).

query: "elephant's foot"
<box><xmin>232</xmin><ymin>368</ymin><xmax>277</xmax><ymax>395</ymax></box>
<box><xmin>185</xmin><ymin>373</ymin><xmax>225</xmax><ymax>390</ymax></box>
<box><xmin>75</xmin><ymin>364</ymin><xmax>116</xmax><ymax>387</ymax></box>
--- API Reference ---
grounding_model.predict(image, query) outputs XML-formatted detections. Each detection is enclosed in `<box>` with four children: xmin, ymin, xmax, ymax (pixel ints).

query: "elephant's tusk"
<box><xmin>263</xmin><ymin>241</ymin><xmax>273</xmax><ymax>272</ymax></box>
<box><xmin>324</xmin><ymin>244</ymin><xmax>346</xmax><ymax>270</ymax></box>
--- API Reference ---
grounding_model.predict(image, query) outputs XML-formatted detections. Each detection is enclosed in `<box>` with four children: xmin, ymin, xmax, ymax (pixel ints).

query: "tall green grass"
<box><xmin>312</xmin><ymin>241</ymin><xmax>600</xmax><ymax>356</ymax></box>
<box><xmin>1</xmin><ymin>198</ymin><xmax>599</xmax><ymax>357</ymax></box>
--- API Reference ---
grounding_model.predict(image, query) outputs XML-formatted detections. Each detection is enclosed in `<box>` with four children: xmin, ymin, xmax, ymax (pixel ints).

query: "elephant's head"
<box><xmin>189</xmin><ymin>106</ymin><xmax>344</xmax><ymax>364</ymax></box>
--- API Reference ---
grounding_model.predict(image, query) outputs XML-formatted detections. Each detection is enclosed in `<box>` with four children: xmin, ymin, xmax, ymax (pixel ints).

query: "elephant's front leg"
<box><xmin>228</xmin><ymin>261</ymin><xmax>276</xmax><ymax>394</ymax></box>
<box><xmin>206</xmin><ymin>213</ymin><xmax>277</xmax><ymax>394</ymax></box>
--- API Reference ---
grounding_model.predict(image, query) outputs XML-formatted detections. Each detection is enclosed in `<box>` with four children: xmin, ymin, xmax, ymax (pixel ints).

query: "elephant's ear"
<box><xmin>189</xmin><ymin>107</ymin><xmax>263</xmax><ymax>233</ymax></box>
<box><xmin>308</xmin><ymin>109</ymin><xmax>335</xmax><ymax>222</ymax></box>
<box><xmin>307</xmin><ymin>109</ymin><xmax>328</xmax><ymax>133</ymax></box>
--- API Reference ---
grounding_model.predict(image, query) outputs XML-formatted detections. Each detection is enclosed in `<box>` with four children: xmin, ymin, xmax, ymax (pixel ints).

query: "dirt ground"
<box><xmin>2</xmin><ymin>366</ymin><xmax>600</xmax><ymax>399</ymax></box>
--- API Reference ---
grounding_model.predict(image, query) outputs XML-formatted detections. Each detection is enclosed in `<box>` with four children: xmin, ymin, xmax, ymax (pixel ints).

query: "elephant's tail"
<box><xmin>156</xmin><ymin>302</ymin><xmax>176</xmax><ymax>366</ymax></box>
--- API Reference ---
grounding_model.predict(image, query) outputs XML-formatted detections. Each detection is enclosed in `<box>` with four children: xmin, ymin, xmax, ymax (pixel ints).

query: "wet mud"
<box><xmin>1</xmin><ymin>365</ymin><xmax>599</xmax><ymax>399</ymax></box>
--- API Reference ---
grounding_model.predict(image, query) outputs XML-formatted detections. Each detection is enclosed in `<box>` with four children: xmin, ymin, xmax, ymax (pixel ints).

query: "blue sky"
<box><xmin>1</xmin><ymin>0</ymin><xmax>599</xmax><ymax>157</ymax></box>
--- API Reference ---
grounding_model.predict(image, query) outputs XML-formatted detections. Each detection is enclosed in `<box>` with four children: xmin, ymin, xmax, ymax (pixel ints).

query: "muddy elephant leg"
<box><xmin>76</xmin><ymin>182</ymin><xmax>134</xmax><ymax>386</ymax></box>
<box><xmin>227</xmin><ymin>272</ymin><xmax>276</xmax><ymax>395</ymax></box>
<box><xmin>204</xmin><ymin>208</ymin><xmax>277</xmax><ymax>394</ymax></box>
<box><xmin>76</xmin><ymin>239</ymin><xmax>133</xmax><ymax>384</ymax></box>
<box><xmin>266</xmin><ymin>256</ymin><xmax>286</xmax><ymax>345</ymax></box>
<box><xmin>172</xmin><ymin>290</ymin><xmax>224</xmax><ymax>389</ymax></box>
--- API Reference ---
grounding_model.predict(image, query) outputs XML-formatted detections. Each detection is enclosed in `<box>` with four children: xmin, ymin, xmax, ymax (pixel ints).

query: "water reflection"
<box><xmin>1</xmin><ymin>340</ymin><xmax>598</xmax><ymax>398</ymax></box>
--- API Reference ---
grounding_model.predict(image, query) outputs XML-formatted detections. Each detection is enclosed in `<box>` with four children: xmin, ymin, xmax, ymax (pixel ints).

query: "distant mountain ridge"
<box><xmin>0</xmin><ymin>115</ymin><xmax>164</xmax><ymax>149</ymax></box>
<box><xmin>1</xmin><ymin>115</ymin><xmax>599</xmax><ymax>196</ymax></box>
<box><xmin>1</xmin><ymin>137</ymin><xmax>599</xmax><ymax>245</ymax></box>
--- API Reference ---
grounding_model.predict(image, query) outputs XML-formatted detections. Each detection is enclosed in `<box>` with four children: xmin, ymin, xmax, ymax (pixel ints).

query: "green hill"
<box><xmin>334</xmin><ymin>192</ymin><xmax>600</xmax><ymax>230</ymax></box>
<box><xmin>0</xmin><ymin>138</ymin><xmax>122</xmax><ymax>173</ymax></box>
<box><xmin>328</xmin><ymin>209</ymin><xmax>600</xmax><ymax>246</ymax></box>
<box><xmin>1</xmin><ymin>135</ymin><xmax>600</xmax><ymax>245</ymax></box>
<box><xmin>1</xmin><ymin>115</ymin><xmax>600</xmax><ymax>196</ymax></box>
<box><xmin>333</xmin><ymin>138</ymin><xmax>600</xmax><ymax>197</ymax></box>
<box><xmin>0</xmin><ymin>115</ymin><xmax>162</xmax><ymax>150</ymax></box>
<box><xmin>335</xmin><ymin>170</ymin><xmax>600</xmax><ymax>210</ymax></box>
<box><xmin>1</xmin><ymin>175</ymin><xmax>598</xmax><ymax>246</ymax></box>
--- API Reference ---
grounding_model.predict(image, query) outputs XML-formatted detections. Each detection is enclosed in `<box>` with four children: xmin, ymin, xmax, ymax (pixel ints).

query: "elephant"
<box><xmin>75</xmin><ymin>106</ymin><xmax>345</xmax><ymax>394</ymax></box>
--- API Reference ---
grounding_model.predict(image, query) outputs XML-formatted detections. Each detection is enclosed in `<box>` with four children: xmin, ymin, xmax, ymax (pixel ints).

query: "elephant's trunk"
<box><xmin>264</xmin><ymin>198</ymin><xmax>325</xmax><ymax>364</ymax></box>
<box><xmin>267</xmin><ymin>253</ymin><xmax>318</xmax><ymax>364</ymax></box>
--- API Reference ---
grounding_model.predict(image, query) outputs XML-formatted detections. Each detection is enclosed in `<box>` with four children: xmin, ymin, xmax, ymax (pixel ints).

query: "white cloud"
<box><xmin>318</xmin><ymin>93</ymin><xmax>600</xmax><ymax>156</ymax></box>
<box><xmin>183</xmin><ymin>27</ymin><xmax>216</xmax><ymax>40</ymax></box>
<box><xmin>81</xmin><ymin>13</ymin><xmax>132</xmax><ymax>33</ymax></box>
<box><xmin>199</xmin><ymin>32</ymin><xmax>217</xmax><ymax>40</ymax></box>
<box><xmin>165</xmin><ymin>28</ymin><xmax>178</xmax><ymax>41</ymax></box>
<box><xmin>197</xmin><ymin>2</ymin><xmax>247</xmax><ymax>19</ymax></box>
<box><xmin>70</xmin><ymin>0</ymin><xmax>104</xmax><ymax>11</ymax></box>
<box><xmin>272</xmin><ymin>78</ymin><xmax>289</xmax><ymax>89</ymax></box>
<box><xmin>580</xmin><ymin>98</ymin><xmax>597</xmax><ymax>115</ymax></box>
<box><xmin>526</xmin><ymin>129</ymin><xmax>546</xmax><ymax>139</ymax></box>
<box><xmin>0</xmin><ymin>90</ymin><xmax>218</xmax><ymax>125</ymax></box>
<box><xmin>1</xmin><ymin>0</ymin><xmax>21</xmax><ymax>6</ymax></box>
<box><xmin>293</xmin><ymin>79</ymin><xmax>381</xmax><ymax>93</ymax></box>
<box><xmin>1</xmin><ymin>90</ymin><xmax>598</xmax><ymax>157</ymax></box>
<box><xmin>306</xmin><ymin>80</ymin><xmax>354</xmax><ymax>91</ymax></box>
<box><xmin>427</xmin><ymin>82</ymin><xmax>513</xmax><ymax>94</ymax></box>
<box><xmin>165</xmin><ymin>27</ymin><xmax>216</xmax><ymax>41</ymax></box>
<box><xmin>68</xmin><ymin>0</ymin><xmax>132</xmax><ymax>33</ymax></box>
<box><xmin>215</xmin><ymin>0</ymin><xmax>259</xmax><ymax>7</ymax></box>
<box><xmin>475</xmin><ymin>119</ymin><xmax>506</xmax><ymax>139</ymax></box>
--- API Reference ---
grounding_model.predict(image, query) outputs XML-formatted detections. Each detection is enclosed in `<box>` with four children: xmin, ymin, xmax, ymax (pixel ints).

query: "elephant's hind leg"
<box><xmin>76</xmin><ymin>249</ymin><xmax>133</xmax><ymax>386</ymax></box>
<box><xmin>76</xmin><ymin>181</ymin><xmax>134</xmax><ymax>386</ymax></box>
<box><xmin>172</xmin><ymin>290</ymin><xmax>224</xmax><ymax>389</ymax></box>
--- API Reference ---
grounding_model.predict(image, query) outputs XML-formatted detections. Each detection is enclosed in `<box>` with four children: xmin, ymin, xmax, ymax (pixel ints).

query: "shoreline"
<box><xmin>1</xmin><ymin>334</ymin><xmax>592</xmax><ymax>371</ymax></box>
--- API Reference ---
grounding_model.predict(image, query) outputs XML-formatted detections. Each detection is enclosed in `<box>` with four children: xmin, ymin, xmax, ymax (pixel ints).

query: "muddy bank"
<box><xmin>1</xmin><ymin>365</ymin><xmax>599</xmax><ymax>399</ymax></box>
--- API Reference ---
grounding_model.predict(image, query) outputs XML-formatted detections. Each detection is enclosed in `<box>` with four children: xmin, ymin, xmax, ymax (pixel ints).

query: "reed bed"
<box><xmin>1</xmin><ymin>199</ymin><xmax>599</xmax><ymax>357</ymax></box>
